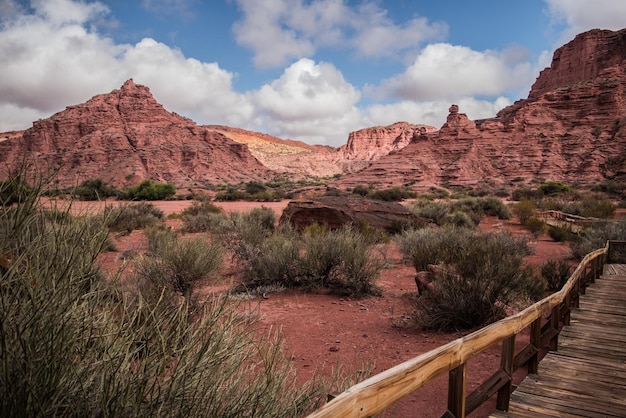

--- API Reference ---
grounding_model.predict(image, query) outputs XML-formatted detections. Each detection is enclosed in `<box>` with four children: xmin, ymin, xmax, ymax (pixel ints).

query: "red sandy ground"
<box><xmin>83</xmin><ymin>199</ymin><xmax>574</xmax><ymax>417</ymax></box>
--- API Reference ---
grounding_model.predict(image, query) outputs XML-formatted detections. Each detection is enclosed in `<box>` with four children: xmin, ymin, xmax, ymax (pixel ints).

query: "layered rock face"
<box><xmin>207</xmin><ymin>125</ymin><xmax>343</xmax><ymax>178</ymax></box>
<box><xmin>338</xmin><ymin>28</ymin><xmax>626</xmax><ymax>190</ymax></box>
<box><xmin>339</xmin><ymin>122</ymin><xmax>437</xmax><ymax>161</ymax></box>
<box><xmin>0</xmin><ymin>80</ymin><xmax>271</xmax><ymax>188</ymax></box>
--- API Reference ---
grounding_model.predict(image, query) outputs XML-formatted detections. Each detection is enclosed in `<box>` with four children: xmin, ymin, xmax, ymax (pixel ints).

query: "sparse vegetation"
<box><xmin>0</xmin><ymin>170</ymin><xmax>332</xmax><ymax>417</ymax></box>
<box><xmin>104</xmin><ymin>202</ymin><xmax>164</xmax><ymax>233</ymax></box>
<box><xmin>396</xmin><ymin>227</ymin><xmax>541</xmax><ymax>331</ymax></box>
<box><xmin>541</xmin><ymin>259</ymin><xmax>571</xmax><ymax>291</ymax></box>
<box><xmin>570</xmin><ymin>220</ymin><xmax>626</xmax><ymax>259</ymax></box>
<box><xmin>71</xmin><ymin>178</ymin><xmax>117</xmax><ymax>200</ymax></box>
<box><xmin>123</xmin><ymin>179</ymin><xmax>176</xmax><ymax>200</ymax></box>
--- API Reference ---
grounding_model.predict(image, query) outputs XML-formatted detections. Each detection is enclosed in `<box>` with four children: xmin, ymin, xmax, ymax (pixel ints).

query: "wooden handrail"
<box><xmin>307</xmin><ymin>242</ymin><xmax>619</xmax><ymax>418</ymax></box>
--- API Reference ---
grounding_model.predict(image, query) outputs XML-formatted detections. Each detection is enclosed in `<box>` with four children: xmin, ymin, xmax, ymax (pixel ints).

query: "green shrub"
<box><xmin>0</xmin><ymin>171</ymin><xmax>337</xmax><ymax>417</ymax></box>
<box><xmin>541</xmin><ymin>259</ymin><xmax>571</xmax><ymax>291</ymax></box>
<box><xmin>105</xmin><ymin>202</ymin><xmax>164</xmax><ymax>233</ymax></box>
<box><xmin>524</xmin><ymin>217</ymin><xmax>547</xmax><ymax>238</ymax></box>
<box><xmin>397</xmin><ymin>228</ymin><xmax>540</xmax><ymax>331</ymax></box>
<box><xmin>242</xmin><ymin>225</ymin><xmax>384</xmax><ymax>298</ymax></box>
<box><xmin>547</xmin><ymin>225</ymin><xmax>570</xmax><ymax>242</ymax></box>
<box><xmin>0</xmin><ymin>176</ymin><xmax>31</xmax><ymax>206</ymax></box>
<box><xmin>409</xmin><ymin>201</ymin><xmax>450</xmax><ymax>225</ymax></box>
<box><xmin>300</xmin><ymin>227</ymin><xmax>384</xmax><ymax>297</ymax></box>
<box><xmin>123</xmin><ymin>180</ymin><xmax>176</xmax><ymax>200</ymax></box>
<box><xmin>570</xmin><ymin>220</ymin><xmax>626</xmax><ymax>259</ymax></box>
<box><xmin>71</xmin><ymin>178</ymin><xmax>117</xmax><ymax>201</ymax></box>
<box><xmin>352</xmin><ymin>184</ymin><xmax>371</xmax><ymax>196</ymax></box>
<box><xmin>561</xmin><ymin>195</ymin><xmax>616</xmax><ymax>219</ymax></box>
<box><xmin>180</xmin><ymin>201</ymin><xmax>227</xmax><ymax>233</ymax></box>
<box><xmin>538</xmin><ymin>181</ymin><xmax>571</xmax><ymax>195</ymax></box>
<box><xmin>513</xmin><ymin>200</ymin><xmax>536</xmax><ymax>225</ymax></box>
<box><xmin>138</xmin><ymin>228</ymin><xmax>224</xmax><ymax>300</ymax></box>
<box><xmin>242</xmin><ymin>232</ymin><xmax>302</xmax><ymax>288</ymax></box>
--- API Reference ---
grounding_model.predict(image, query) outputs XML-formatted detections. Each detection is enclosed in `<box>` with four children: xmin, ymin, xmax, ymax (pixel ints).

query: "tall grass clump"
<box><xmin>180</xmin><ymin>200</ymin><xmax>228</xmax><ymax>233</ymax></box>
<box><xmin>300</xmin><ymin>227</ymin><xmax>384</xmax><ymax>297</ymax></box>
<box><xmin>0</xmin><ymin>171</ymin><xmax>328</xmax><ymax>417</ymax></box>
<box><xmin>137</xmin><ymin>227</ymin><xmax>225</xmax><ymax>300</ymax></box>
<box><xmin>240</xmin><ymin>223</ymin><xmax>385</xmax><ymax>298</ymax></box>
<box><xmin>105</xmin><ymin>202</ymin><xmax>164</xmax><ymax>233</ymax></box>
<box><xmin>396</xmin><ymin>227</ymin><xmax>541</xmax><ymax>331</ymax></box>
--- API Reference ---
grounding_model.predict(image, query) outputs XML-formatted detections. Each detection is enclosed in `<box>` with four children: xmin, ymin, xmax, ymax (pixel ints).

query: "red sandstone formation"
<box><xmin>1</xmin><ymin>28</ymin><xmax>625</xmax><ymax>191</ymax></box>
<box><xmin>0</xmin><ymin>80</ymin><xmax>271</xmax><ymax>188</ymax></box>
<box><xmin>337</xmin><ymin>28</ymin><xmax>626</xmax><ymax>190</ymax></box>
<box><xmin>338</xmin><ymin>122</ymin><xmax>437</xmax><ymax>161</ymax></box>
<box><xmin>206</xmin><ymin>125</ymin><xmax>342</xmax><ymax>178</ymax></box>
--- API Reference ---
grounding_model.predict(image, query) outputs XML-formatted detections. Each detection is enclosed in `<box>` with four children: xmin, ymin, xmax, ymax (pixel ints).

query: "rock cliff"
<box><xmin>0</xmin><ymin>80</ymin><xmax>271</xmax><ymax>188</ymax></box>
<box><xmin>337</xmin><ymin>28</ymin><xmax>626</xmax><ymax>190</ymax></box>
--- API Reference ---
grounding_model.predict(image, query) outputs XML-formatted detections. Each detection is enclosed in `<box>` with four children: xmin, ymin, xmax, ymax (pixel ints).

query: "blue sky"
<box><xmin>0</xmin><ymin>0</ymin><xmax>625</xmax><ymax>146</ymax></box>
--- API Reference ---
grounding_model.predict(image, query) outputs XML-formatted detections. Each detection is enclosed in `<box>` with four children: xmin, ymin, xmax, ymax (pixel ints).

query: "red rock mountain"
<box><xmin>338</xmin><ymin>28</ymin><xmax>626</xmax><ymax>190</ymax></box>
<box><xmin>1</xmin><ymin>28</ymin><xmax>625</xmax><ymax>191</ymax></box>
<box><xmin>0</xmin><ymin>80</ymin><xmax>271</xmax><ymax>188</ymax></box>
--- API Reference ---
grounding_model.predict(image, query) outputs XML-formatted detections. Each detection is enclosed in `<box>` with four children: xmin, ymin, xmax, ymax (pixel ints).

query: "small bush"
<box><xmin>513</xmin><ymin>200</ymin><xmax>536</xmax><ymax>225</ymax></box>
<box><xmin>139</xmin><ymin>227</ymin><xmax>224</xmax><ymax>300</ymax></box>
<box><xmin>301</xmin><ymin>227</ymin><xmax>384</xmax><ymax>297</ymax></box>
<box><xmin>538</xmin><ymin>181</ymin><xmax>571</xmax><ymax>195</ymax></box>
<box><xmin>547</xmin><ymin>225</ymin><xmax>570</xmax><ymax>242</ymax></box>
<box><xmin>570</xmin><ymin>220</ymin><xmax>626</xmax><ymax>259</ymax></box>
<box><xmin>524</xmin><ymin>217</ymin><xmax>547</xmax><ymax>238</ymax></box>
<box><xmin>180</xmin><ymin>201</ymin><xmax>227</xmax><ymax>233</ymax></box>
<box><xmin>352</xmin><ymin>184</ymin><xmax>370</xmax><ymax>197</ymax></box>
<box><xmin>123</xmin><ymin>180</ymin><xmax>176</xmax><ymax>200</ymax></box>
<box><xmin>243</xmin><ymin>232</ymin><xmax>302</xmax><ymax>287</ymax></box>
<box><xmin>105</xmin><ymin>202</ymin><xmax>164</xmax><ymax>233</ymax></box>
<box><xmin>541</xmin><ymin>259</ymin><xmax>571</xmax><ymax>291</ymax></box>
<box><xmin>71</xmin><ymin>178</ymin><xmax>117</xmax><ymax>201</ymax></box>
<box><xmin>397</xmin><ymin>228</ymin><xmax>540</xmax><ymax>331</ymax></box>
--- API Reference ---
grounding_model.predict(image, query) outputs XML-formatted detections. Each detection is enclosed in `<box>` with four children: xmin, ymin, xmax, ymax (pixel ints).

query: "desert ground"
<box><xmin>77</xmin><ymin>199</ymin><xmax>574</xmax><ymax>417</ymax></box>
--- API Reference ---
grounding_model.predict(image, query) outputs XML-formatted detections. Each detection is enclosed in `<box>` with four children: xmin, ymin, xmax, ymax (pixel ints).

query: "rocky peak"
<box><xmin>0</xmin><ymin>80</ymin><xmax>271</xmax><ymax>187</ymax></box>
<box><xmin>437</xmin><ymin>104</ymin><xmax>479</xmax><ymax>139</ymax></box>
<box><xmin>339</xmin><ymin>121</ymin><xmax>437</xmax><ymax>161</ymax></box>
<box><xmin>530</xmin><ymin>28</ymin><xmax>626</xmax><ymax>99</ymax></box>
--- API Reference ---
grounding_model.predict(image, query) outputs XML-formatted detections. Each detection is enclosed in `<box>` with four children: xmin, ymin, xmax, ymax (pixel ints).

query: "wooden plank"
<box><xmin>514</xmin><ymin>378</ymin><xmax>626</xmax><ymax>416</ymax></box>
<box><xmin>509</xmin><ymin>391</ymin><xmax>621</xmax><ymax>418</ymax></box>
<box><xmin>466</xmin><ymin>369</ymin><xmax>509</xmax><ymax>415</ymax></box>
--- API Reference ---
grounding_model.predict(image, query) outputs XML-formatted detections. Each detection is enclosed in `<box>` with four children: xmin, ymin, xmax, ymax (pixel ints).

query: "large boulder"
<box><xmin>279</xmin><ymin>196</ymin><xmax>429</xmax><ymax>232</ymax></box>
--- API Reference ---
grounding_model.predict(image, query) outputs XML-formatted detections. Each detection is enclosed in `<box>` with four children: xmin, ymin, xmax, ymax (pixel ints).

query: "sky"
<box><xmin>0</xmin><ymin>0</ymin><xmax>625</xmax><ymax>147</ymax></box>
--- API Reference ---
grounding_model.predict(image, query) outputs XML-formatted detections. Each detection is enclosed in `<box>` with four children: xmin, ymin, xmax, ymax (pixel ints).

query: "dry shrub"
<box><xmin>397</xmin><ymin>227</ymin><xmax>542</xmax><ymax>331</ymax></box>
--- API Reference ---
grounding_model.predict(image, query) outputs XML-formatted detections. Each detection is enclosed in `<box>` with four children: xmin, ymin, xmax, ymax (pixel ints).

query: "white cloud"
<box><xmin>0</xmin><ymin>0</ymin><xmax>253</xmax><ymax>132</ymax></box>
<box><xmin>123</xmin><ymin>38</ymin><xmax>255</xmax><ymax>127</ymax></box>
<box><xmin>250</xmin><ymin>58</ymin><xmax>364</xmax><ymax>144</ymax></box>
<box><xmin>366</xmin><ymin>97</ymin><xmax>512</xmax><ymax>130</ymax></box>
<box><xmin>376</xmin><ymin>43</ymin><xmax>538</xmax><ymax>101</ymax></box>
<box><xmin>545</xmin><ymin>0</ymin><xmax>626</xmax><ymax>43</ymax></box>
<box><xmin>232</xmin><ymin>0</ymin><xmax>447</xmax><ymax>68</ymax></box>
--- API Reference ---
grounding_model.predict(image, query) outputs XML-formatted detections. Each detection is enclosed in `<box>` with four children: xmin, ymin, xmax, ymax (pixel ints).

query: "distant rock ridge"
<box><xmin>1</xmin><ymin>28</ymin><xmax>625</xmax><ymax>190</ymax></box>
<box><xmin>0</xmin><ymin>79</ymin><xmax>271</xmax><ymax>187</ymax></box>
<box><xmin>337</xmin><ymin>28</ymin><xmax>626</xmax><ymax>190</ymax></box>
<box><xmin>338</xmin><ymin>122</ymin><xmax>437</xmax><ymax>161</ymax></box>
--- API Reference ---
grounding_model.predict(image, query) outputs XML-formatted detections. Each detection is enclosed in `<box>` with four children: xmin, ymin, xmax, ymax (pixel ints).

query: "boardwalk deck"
<box><xmin>491</xmin><ymin>264</ymin><xmax>626</xmax><ymax>418</ymax></box>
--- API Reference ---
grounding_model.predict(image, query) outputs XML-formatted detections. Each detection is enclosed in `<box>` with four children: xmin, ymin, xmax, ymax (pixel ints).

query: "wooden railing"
<box><xmin>536</xmin><ymin>210</ymin><xmax>603</xmax><ymax>232</ymax></box>
<box><xmin>307</xmin><ymin>241</ymin><xmax>626</xmax><ymax>418</ymax></box>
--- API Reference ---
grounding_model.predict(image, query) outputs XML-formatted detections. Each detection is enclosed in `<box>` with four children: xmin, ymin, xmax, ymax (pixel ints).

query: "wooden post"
<box><xmin>563</xmin><ymin>293</ymin><xmax>571</xmax><ymax>325</ymax></box>
<box><xmin>447</xmin><ymin>363</ymin><xmax>467</xmax><ymax>418</ymax></box>
<box><xmin>550</xmin><ymin>305</ymin><xmax>560</xmax><ymax>351</ymax></box>
<box><xmin>529</xmin><ymin>318</ymin><xmax>541</xmax><ymax>374</ymax></box>
<box><xmin>496</xmin><ymin>335</ymin><xmax>516</xmax><ymax>411</ymax></box>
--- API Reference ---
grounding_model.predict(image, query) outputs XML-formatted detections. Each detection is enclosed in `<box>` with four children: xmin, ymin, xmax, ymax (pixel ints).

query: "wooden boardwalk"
<box><xmin>492</xmin><ymin>264</ymin><xmax>626</xmax><ymax>418</ymax></box>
